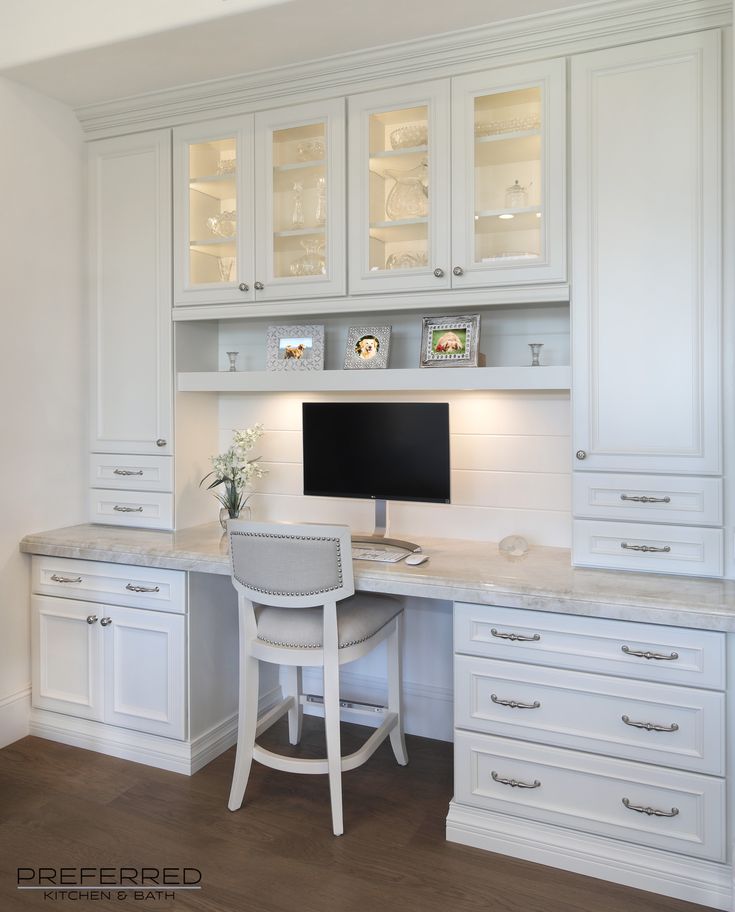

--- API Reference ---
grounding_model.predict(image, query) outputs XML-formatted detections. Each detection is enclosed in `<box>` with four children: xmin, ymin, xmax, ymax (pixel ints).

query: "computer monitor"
<box><xmin>302</xmin><ymin>402</ymin><xmax>450</xmax><ymax>551</ymax></box>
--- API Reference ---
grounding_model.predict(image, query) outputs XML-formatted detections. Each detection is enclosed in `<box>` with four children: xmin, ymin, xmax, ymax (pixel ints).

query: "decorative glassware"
<box><xmin>474</xmin><ymin>113</ymin><xmax>541</xmax><ymax>137</ymax></box>
<box><xmin>290</xmin><ymin>239</ymin><xmax>326</xmax><ymax>276</ymax></box>
<box><xmin>216</xmin><ymin>157</ymin><xmax>236</xmax><ymax>176</ymax></box>
<box><xmin>505</xmin><ymin>180</ymin><xmax>528</xmax><ymax>209</ymax></box>
<box><xmin>218</xmin><ymin>257</ymin><xmax>234</xmax><ymax>283</ymax></box>
<box><xmin>529</xmin><ymin>343</ymin><xmax>543</xmax><ymax>367</ymax></box>
<box><xmin>297</xmin><ymin>138</ymin><xmax>325</xmax><ymax>161</ymax></box>
<box><xmin>385</xmin><ymin>161</ymin><xmax>429</xmax><ymax>220</ymax></box>
<box><xmin>206</xmin><ymin>210</ymin><xmax>237</xmax><ymax>238</ymax></box>
<box><xmin>390</xmin><ymin>123</ymin><xmax>428</xmax><ymax>150</ymax></box>
<box><xmin>314</xmin><ymin>176</ymin><xmax>327</xmax><ymax>225</ymax></box>
<box><xmin>220</xmin><ymin>503</ymin><xmax>251</xmax><ymax>531</ymax></box>
<box><xmin>385</xmin><ymin>251</ymin><xmax>428</xmax><ymax>269</ymax></box>
<box><xmin>226</xmin><ymin>351</ymin><xmax>239</xmax><ymax>372</ymax></box>
<box><xmin>498</xmin><ymin>534</ymin><xmax>529</xmax><ymax>557</ymax></box>
<box><xmin>291</xmin><ymin>182</ymin><xmax>305</xmax><ymax>228</ymax></box>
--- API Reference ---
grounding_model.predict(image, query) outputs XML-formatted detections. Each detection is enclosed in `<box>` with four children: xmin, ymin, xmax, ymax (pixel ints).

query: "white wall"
<box><xmin>0</xmin><ymin>77</ymin><xmax>86</xmax><ymax>747</ymax></box>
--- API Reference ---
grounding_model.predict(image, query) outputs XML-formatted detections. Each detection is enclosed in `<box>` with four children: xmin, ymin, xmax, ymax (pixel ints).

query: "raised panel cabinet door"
<box><xmin>89</xmin><ymin>130</ymin><xmax>173</xmax><ymax>456</ymax></box>
<box><xmin>31</xmin><ymin>596</ymin><xmax>104</xmax><ymax>721</ymax></box>
<box><xmin>101</xmin><ymin>605</ymin><xmax>186</xmax><ymax>739</ymax></box>
<box><xmin>173</xmin><ymin>115</ymin><xmax>255</xmax><ymax>306</ymax></box>
<box><xmin>450</xmin><ymin>58</ymin><xmax>566</xmax><ymax>287</ymax></box>
<box><xmin>348</xmin><ymin>80</ymin><xmax>451</xmax><ymax>294</ymax></box>
<box><xmin>571</xmin><ymin>32</ymin><xmax>721</xmax><ymax>474</ymax></box>
<box><xmin>254</xmin><ymin>98</ymin><xmax>345</xmax><ymax>300</ymax></box>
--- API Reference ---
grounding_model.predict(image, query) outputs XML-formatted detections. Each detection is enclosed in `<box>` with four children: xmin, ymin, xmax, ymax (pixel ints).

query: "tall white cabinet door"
<box><xmin>571</xmin><ymin>32</ymin><xmax>721</xmax><ymax>474</ymax></box>
<box><xmin>32</xmin><ymin>596</ymin><xmax>104</xmax><ymax>722</ymax></box>
<box><xmin>254</xmin><ymin>99</ymin><xmax>345</xmax><ymax>300</ymax></box>
<box><xmin>89</xmin><ymin>131</ymin><xmax>173</xmax><ymax>456</ymax></box>
<box><xmin>101</xmin><ymin>605</ymin><xmax>186</xmax><ymax>740</ymax></box>
<box><xmin>348</xmin><ymin>80</ymin><xmax>451</xmax><ymax>294</ymax></box>
<box><xmin>173</xmin><ymin>116</ymin><xmax>255</xmax><ymax>307</ymax></box>
<box><xmin>451</xmin><ymin>58</ymin><xmax>566</xmax><ymax>287</ymax></box>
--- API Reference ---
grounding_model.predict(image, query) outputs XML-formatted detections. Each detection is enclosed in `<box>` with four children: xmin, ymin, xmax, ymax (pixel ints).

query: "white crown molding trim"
<box><xmin>76</xmin><ymin>0</ymin><xmax>731</xmax><ymax>138</ymax></box>
<box><xmin>446</xmin><ymin>801</ymin><xmax>732</xmax><ymax>910</ymax></box>
<box><xmin>0</xmin><ymin>686</ymin><xmax>31</xmax><ymax>749</ymax></box>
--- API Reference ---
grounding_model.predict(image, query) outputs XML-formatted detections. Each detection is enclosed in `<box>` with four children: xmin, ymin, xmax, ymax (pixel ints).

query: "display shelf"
<box><xmin>177</xmin><ymin>366</ymin><xmax>570</xmax><ymax>393</ymax></box>
<box><xmin>475</xmin><ymin>128</ymin><xmax>540</xmax><ymax>144</ymax></box>
<box><xmin>190</xmin><ymin>237</ymin><xmax>235</xmax><ymax>247</ymax></box>
<box><xmin>189</xmin><ymin>176</ymin><xmax>237</xmax><ymax>201</ymax></box>
<box><xmin>475</xmin><ymin>206</ymin><xmax>542</xmax><ymax>219</ymax></box>
<box><xmin>370</xmin><ymin>145</ymin><xmax>428</xmax><ymax>159</ymax></box>
<box><xmin>273</xmin><ymin>159</ymin><xmax>326</xmax><ymax>173</ymax></box>
<box><xmin>273</xmin><ymin>226</ymin><xmax>326</xmax><ymax>238</ymax></box>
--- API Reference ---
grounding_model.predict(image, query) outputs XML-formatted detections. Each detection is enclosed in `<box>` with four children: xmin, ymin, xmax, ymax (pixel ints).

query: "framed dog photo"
<box><xmin>266</xmin><ymin>324</ymin><xmax>325</xmax><ymax>371</ymax></box>
<box><xmin>343</xmin><ymin>326</ymin><xmax>391</xmax><ymax>370</ymax></box>
<box><xmin>419</xmin><ymin>314</ymin><xmax>480</xmax><ymax>368</ymax></box>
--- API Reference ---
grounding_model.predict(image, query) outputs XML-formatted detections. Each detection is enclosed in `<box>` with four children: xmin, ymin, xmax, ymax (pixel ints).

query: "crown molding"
<box><xmin>76</xmin><ymin>0</ymin><xmax>731</xmax><ymax>138</ymax></box>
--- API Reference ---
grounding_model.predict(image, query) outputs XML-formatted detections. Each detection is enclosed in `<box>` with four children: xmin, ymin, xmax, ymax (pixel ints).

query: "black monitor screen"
<box><xmin>302</xmin><ymin>402</ymin><xmax>450</xmax><ymax>504</ymax></box>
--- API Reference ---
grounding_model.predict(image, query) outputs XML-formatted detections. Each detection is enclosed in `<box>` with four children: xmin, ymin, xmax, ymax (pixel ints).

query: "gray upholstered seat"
<box><xmin>256</xmin><ymin>593</ymin><xmax>403</xmax><ymax>649</ymax></box>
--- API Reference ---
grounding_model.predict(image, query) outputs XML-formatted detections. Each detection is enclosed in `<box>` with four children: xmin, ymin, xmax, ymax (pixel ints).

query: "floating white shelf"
<box><xmin>370</xmin><ymin>145</ymin><xmax>428</xmax><ymax>160</ymax></box>
<box><xmin>474</xmin><ymin>128</ymin><xmax>540</xmax><ymax>143</ymax></box>
<box><xmin>273</xmin><ymin>226</ymin><xmax>326</xmax><ymax>238</ymax></box>
<box><xmin>177</xmin><ymin>366</ymin><xmax>570</xmax><ymax>393</ymax></box>
<box><xmin>273</xmin><ymin>159</ymin><xmax>326</xmax><ymax>172</ymax></box>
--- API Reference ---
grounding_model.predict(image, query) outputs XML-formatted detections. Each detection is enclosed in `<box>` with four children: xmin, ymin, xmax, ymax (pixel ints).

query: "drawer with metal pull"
<box><xmin>455</xmin><ymin>655</ymin><xmax>724</xmax><ymax>774</ymax></box>
<box><xmin>89</xmin><ymin>489</ymin><xmax>173</xmax><ymax>530</ymax></box>
<box><xmin>32</xmin><ymin>556</ymin><xmax>185</xmax><ymax>613</ymax></box>
<box><xmin>573</xmin><ymin>520</ymin><xmax>723</xmax><ymax>577</ymax></box>
<box><xmin>454</xmin><ymin>730</ymin><xmax>725</xmax><ymax>861</ymax></box>
<box><xmin>573</xmin><ymin>473</ymin><xmax>722</xmax><ymax>526</ymax></box>
<box><xmin>89</xmin><ymin>453</ymin><xmax>173</xmax><ymax>492</ymax></box>
<box><xmin>453</xmin><ymin>603</ymin><xmax>725</xmax><ymax>689</ymax></box>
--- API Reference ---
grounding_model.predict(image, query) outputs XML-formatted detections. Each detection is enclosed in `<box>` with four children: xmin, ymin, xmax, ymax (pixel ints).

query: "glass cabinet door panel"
<box><xmin>349</xmin><ymin>82</ymin><xmax>450</xmax><ymax>294</ymax></box>
<box><xmin>174</xmin><ymin>116</ymin><xmax>255</xmax><ymax>306</ymax></box>
<box><xmin>451</xmin><ymin>60</ymin><xmax>566</xmax><ymax>288</ymax></box>
<box><xmin>254</xmin><ymin>99</ymin><xmax>345</xmax><ymax>300</ymax></box>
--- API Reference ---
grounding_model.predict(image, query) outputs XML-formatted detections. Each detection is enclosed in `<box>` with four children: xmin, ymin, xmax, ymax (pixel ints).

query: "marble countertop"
<box><xmin>19</xmin><ymin>523</ymin><xmax>735</xmax><ymax>632</ymax></box>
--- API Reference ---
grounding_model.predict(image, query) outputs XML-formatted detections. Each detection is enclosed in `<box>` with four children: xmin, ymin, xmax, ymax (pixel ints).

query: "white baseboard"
<box><xmin>0</xmin><ymin>686</ymin><xmax>31</xmax><ymax>749</ymax></box>
<box><xmin>298</xmin><ymin>667</ymin><xmax>452</xmax><ymax>741</ymax></box>
<box><xmin>28</xmin><ymin>684</ymin><xmax>282</xmax><ymax>775</ymax></box>
<box><xmin>446</xmin><ymin>801</ymin><xmax>732</xmax><ymax>911</ymax></box>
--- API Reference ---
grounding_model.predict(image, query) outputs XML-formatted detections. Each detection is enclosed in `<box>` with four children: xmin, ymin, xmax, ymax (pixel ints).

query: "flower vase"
<box><xmin>219</xmin><ymin>504</ymin><xmax>251</xmax><ymax>531</ymax></box>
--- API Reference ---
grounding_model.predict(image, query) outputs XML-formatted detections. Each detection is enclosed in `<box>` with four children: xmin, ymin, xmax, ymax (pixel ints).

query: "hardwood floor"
<box><xmin>0</xmin><ymin>720</ymin><xmax>711</xmax><ymax>912</ymax></box>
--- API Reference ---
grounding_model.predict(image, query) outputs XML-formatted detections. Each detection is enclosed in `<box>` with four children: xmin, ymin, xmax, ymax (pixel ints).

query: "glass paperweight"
<box><xmin>226</xmin><ymin>351</ymin><xmax>239</xmax><ymax>372</ymax></box>
<box><xmin>498</xmin><ymin>535</ymin><xmax>529</xmax><ymax>558</ymax></box>
<box><xmin>529</xmin><ymin>343</ymin><xmax>543</xmax><ymax>367</ymax></box>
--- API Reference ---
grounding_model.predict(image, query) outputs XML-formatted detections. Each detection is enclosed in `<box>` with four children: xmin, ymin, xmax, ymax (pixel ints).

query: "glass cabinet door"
<box><xmin>254</xmin><ymin>99</ymin><xmax>345</xmax><ymax>300</ymax></box>
<box><xmin>173</xmin><ymin>116</ymin><xmax>255</xmax><ymax>306</ymax></box>
<box><xmin>348</xmin><ymin>82</ymin><xmax>450</xmax><ymax>295</ymax></box>
<box><xmin>451</xmin><ymin>59</ymin><xmax>566</xmax><ymax>287</ymax></box>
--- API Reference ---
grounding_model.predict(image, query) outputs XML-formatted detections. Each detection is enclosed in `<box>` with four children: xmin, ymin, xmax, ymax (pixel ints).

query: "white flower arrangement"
<box><xmin>200</xmin><ymin>424</ymin><xmax>267</xmax><ymax>519</ymax></box>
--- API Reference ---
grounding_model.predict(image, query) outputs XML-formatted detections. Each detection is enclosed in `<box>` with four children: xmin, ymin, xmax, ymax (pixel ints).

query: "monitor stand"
<box><xmin>351</xmin><ymin>499</ymin><xmax>421</xmax><ymax>553</ymax></box>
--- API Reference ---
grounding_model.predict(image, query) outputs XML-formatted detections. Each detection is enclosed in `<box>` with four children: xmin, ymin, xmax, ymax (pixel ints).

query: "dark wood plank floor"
<box><xmin>0</xmin><ymin>720</ymin><xmax>711</xmax><ymax>912</ymax></box>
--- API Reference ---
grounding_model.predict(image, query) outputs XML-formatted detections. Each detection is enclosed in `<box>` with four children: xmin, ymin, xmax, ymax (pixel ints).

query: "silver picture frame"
<box><xmin>343</xmin><ymin>326</ymin><xmax>391</xmax><ymax>370</ymax></box>
<box><xmin>266</xmin><ymin>324</ymin><xmax>325</xmax><ymax>371</ymax></box>
<box><xmin>419</xmin><ymin>314</ymin><xmax>481</xmax><ymax>368</ymax></box>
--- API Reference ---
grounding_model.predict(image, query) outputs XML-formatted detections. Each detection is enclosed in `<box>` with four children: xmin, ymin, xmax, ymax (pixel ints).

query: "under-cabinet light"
<box><xmin>498</xmin><ymin>213</ymin><xmax>514</xmax><ymax>220</ymax></box>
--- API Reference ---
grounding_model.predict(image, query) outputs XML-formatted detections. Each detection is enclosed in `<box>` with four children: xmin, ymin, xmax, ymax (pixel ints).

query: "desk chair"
<box><xmin>227</xmin><ymin>520</ymin><xmax>408</xmax><ymax>835</ymax></box>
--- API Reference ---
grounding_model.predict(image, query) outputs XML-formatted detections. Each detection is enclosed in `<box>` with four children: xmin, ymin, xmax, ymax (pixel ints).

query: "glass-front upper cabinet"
<box><xmin>348</xmin><ymin>82</ymin><xmax>450</xmax><ymax>295</ymax></box>
<box><xmin>451</xmin><ymin>59</ymin><xmax>566</xmax><ymax>287</ymax></box>
<box><xmin>254</xmin><ymin>99</ymin><xmax>345</xmax><ymax>300</ymax></box>
<box><xmin>173</xmin><ymin>116</ymin><xmax>255</xmax><ymax>306</ymax></box>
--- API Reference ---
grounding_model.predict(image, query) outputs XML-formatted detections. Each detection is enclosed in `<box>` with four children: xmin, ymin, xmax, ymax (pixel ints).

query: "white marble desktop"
<box><xmin>19</xmin><ymin>522</ymin><xmax>735</xmax><ymax>632</ymax></box>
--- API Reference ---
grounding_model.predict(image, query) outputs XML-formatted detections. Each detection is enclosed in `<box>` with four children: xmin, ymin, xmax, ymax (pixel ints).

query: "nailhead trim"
<box><xmin>256</xmin><ymin>632</ymin><xmax>376</xmax><ymax>649</ymax></box>
<box><xmin>230</xmin><ymin>530</ymin><xmax>344</xmax><ymax>597</ymax></box>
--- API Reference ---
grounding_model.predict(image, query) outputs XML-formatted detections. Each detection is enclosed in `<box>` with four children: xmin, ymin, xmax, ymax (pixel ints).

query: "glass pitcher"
<box><xmin>385</xmin><ymin>161</ymin><xmax>429</xmax><ymax>220</ymax></box>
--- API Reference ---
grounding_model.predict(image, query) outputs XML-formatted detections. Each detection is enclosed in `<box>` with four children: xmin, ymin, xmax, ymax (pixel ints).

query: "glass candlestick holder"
<box><xmin>226</xmin><ymin>351</ymin><xmax>239</xmax><ymax>372</ymax></box>
<box><xmin>528</xmin><ymin>343</ymin><xmax>543</xmax><ymax>367</ymax></box>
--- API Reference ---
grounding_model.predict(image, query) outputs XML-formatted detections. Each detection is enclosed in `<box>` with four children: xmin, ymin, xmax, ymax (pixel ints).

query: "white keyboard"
<box><xmin>351</xmin><ymin>547</ymin><xmax>408</xmax><ymax>563</ymax></box>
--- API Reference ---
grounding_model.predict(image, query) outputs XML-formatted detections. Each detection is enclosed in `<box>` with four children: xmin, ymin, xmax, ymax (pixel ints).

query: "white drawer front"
<box><xmin>90</xmin><ymin>454</ymin><xmax>173</xmax><ymax>492</ymax></box>
<box><xmin>89</xmin><ymin>489</ymin><xmax>173</xmax><ymax>530</ymax></box>
<box><xmin>573</xmin><ymin>520</ymin><xmax>723</xmax><ymax>577</ymax></box>
<box><xmin>33</xmin><ymin>556</ymin><xmax>186</xmax><ymax>614</ymax></box>
<box><xmin>573</xmin><ymin>474</ymin><xmax>722</xmax><ymax>526</ymax></box>
<box><xmin>454</xmin><ymin>603</ymin><xmax>725</xmax><ymax>689</ymax></box>
<box><xmin>455</xmin><ymin>656</ymin><xmax>724</xmax><ymax>775</ymax></box>
<box><xmin>454</xmin><ymin>731</ymin><xmax>725</xmax><ymax>861</ymax></box>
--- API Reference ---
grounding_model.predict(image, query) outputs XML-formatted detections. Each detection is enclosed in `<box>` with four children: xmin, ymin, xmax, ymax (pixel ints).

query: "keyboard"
<box><xmin>351</xmin><ymin>547</ymin><xmax>408</xmax><ymax>563</ymax></box>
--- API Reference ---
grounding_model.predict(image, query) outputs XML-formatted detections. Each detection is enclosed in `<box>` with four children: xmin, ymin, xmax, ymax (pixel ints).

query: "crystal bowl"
<box><xmin>389</xmin><ymin>124</ymin><xmax>428</xmax><ymax>150</ymax></box>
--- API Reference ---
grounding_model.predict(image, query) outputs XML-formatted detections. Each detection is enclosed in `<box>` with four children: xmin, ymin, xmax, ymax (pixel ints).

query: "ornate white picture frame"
<box><xmin>343</xmin><ymin>326</ymin><xmax>391</xmax><ymax>370</ymax></box>
<box><xmin>419</xmin><ymin>314</ymin><xmax>480</xmax><ymax>368</ymax></box>
<box><xmin>266</xmin><ymin>325</ymin><xmax>325</xmax><ymax>371</ymax></box>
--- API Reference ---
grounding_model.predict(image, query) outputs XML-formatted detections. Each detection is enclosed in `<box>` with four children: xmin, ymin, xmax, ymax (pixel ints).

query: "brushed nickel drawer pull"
<box><xmin>492</xmin><ymin>771</ymin><xmax>541</xmax><ymax>789</ymax></box>
<box><xmin>86</xmin><ymin>615</ymin><xmax>98</xmax><ymax>625</ymax></box>
<box><xmin>113</xmin><ymin>468</ymin><xmax>144</xmax><ymax>476</ymax></box>
<box><xmin>125</xmin><ymin>583</ymin><xmax>160</xmax><ymax>593</ymax></box>
<box><xmin>100</xmin><ymin>617</ymin><xmax>112</xmax><ymax>627</ymax></box>
<box><xmin>491</xmin><ymin>693</ymin><xmax>541</xmax><ymax>710</ymax></box>
<box><xmin>50</xmin><ymin>574</ymin><xmax>82</xmax><ymax>583</ymax></box>
<box><xmin>113</xmin><ymin>505</ymin><xmax>144</xmax><ymax>513</ymax></box>
<box><xmin>622</xmin><ymin>715</ymin><xmax>679</xmax><ymax>733</ymax></box>
<box><xmin>622</xmin><ymin>646</ymin><xmax>679</xmax><ymax>661</ymax></box>
<box><xmin>620</xmin><ymin>494</ymin><xmax>671</xmax><ymax>504</ymax></box>
<box><xmin>622</xmin><ymin>798</ymin><xmax>679</xmax><ymax>818</ymax></box>
<box><xmin>621</xmin><ymin>542</ymin><xmax>671</xmax><ymax>553</ymax></box>
<box><xmin>490</xmin><ymin>628</ymin><xmax>541</xmax><ymax>643</ymax></box>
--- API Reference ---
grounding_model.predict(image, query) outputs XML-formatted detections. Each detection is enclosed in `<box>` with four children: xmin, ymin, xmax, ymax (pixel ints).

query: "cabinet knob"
<box><xmin>433</xmin><ymin>267</ymin><xmax>445</xmax><ymax>278</ymax></box>
<box><xmin>156</xmin><ymin>439</ymin><xmax>167</xmax><ymax>448</ymax></box>
<box><xmin>452</xmin><ymin>266</ymin><xmax>464</xmax><ymax>276</ymax></box>
<box><xmin>100</xmin><ymin>617</ymin><xmax>112</xmax><ymax>627</ymax></box>
<box><xmin>254</xmin><ymin>281</ymin><xmax>265</xmax><ymax>291</ymax></box>
<box><xmin>238</xmin><ymin>283</ymin><xmax>249</xmax><ymax>292</ymax></box>
<box><xmin>86</xmin><ymin>615</ymin><xmax>98</xmax><ymax>625</ymax></box>
<box><xmin>575</xmin><ymin>450</ymin><xmax>587</xmax><ymax>460</ymax></box>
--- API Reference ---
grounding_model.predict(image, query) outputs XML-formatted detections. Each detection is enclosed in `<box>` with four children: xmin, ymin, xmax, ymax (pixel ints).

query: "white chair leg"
<box><xmin>284</xmin><ymin>665</ymin><xmax>303</xmax><ymax>745</ymax></box>
<box><xmin>322</xmin><ymin>602</ymin><xmax>344</xmax><ymax>836</ymax></box>
<box><xmin>228</xmin><ymin>650</ymin><xmax>260</xmax><ymax>811</ymax></box>
<box><xmin>388</xmin><ymin>615</ymin><xmax>408</xmax><ymax>766</ymax></box>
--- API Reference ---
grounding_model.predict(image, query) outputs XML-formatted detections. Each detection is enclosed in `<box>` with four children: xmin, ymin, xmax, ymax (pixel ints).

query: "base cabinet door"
<box><xmin>101</xmin><ymin>605</ymin><xmax>186</xmax><ymax>740</ymax></box>
<box><xmin>32</xmin><ymin>596</ymin><xmax>104</xmax><ymax>722</ymax></box>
